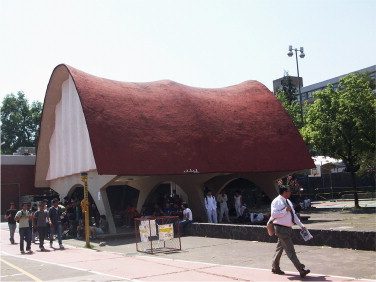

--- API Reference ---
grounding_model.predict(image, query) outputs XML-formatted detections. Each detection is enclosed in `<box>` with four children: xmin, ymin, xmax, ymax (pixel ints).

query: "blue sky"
<box><xmin>1</xmin><ymin>0</ymin><xmax>375</xmax><ymax>103</ymax></box>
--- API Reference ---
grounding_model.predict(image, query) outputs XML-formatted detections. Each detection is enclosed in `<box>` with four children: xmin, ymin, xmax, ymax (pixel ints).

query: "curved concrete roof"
<box><xmin>37</xmin><ymin>64</ymin><xmax>314</xmax><ymax>180</ymax></box>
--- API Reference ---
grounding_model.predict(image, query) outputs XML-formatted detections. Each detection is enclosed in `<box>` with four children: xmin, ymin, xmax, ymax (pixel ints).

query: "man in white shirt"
<box><xmin>204</xmin><ymin>190</ymin><xmax>218</xmax><ymax>223</ymax></box>
<box><xmin>15</xmin><ymin>203</ymin><xmax>33</xmax><ymax>254</ymax></box>
<box><xmin>271</xmin><ymin>186</ymin><xmax>310</xmax><ymax>278</ymax></box>
<box><xmin>216</xmin><ymin>191</ymin><xmax>230</xmax><ymax>223</ymax></box>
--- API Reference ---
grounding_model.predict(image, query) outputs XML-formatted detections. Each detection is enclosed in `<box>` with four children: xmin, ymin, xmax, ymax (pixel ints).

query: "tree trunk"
<box><xmin>350</xmin><ymin>171</ymin><xmax>360</xmax><ymax>208</ymax></box>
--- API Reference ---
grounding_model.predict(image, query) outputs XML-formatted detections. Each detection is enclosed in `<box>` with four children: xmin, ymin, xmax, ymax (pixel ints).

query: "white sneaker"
<box><xmin>59</xmin><ymin>244</ymin><xmax>64</xmax><ymax>249</ymax></box>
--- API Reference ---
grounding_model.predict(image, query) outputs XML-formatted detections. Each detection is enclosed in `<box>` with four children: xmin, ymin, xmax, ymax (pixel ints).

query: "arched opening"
<box><xmin>106</xmin><ymin>185</ymin><xmax>140</xmax><ymax>227</ymax></box>
<box><xmin>142</xmin><ymin>181</ymin><xmax>188</xmax><ymax>218</ymax></box>
<box><xmin>66</xmin><ymin>185</ymin><xmax>100</xmax><ymax>225</ymax></box>
<box><xmin>220</xmin><ymin>178</ymin><xmax>271</xmax><ymax>215</ymax></box>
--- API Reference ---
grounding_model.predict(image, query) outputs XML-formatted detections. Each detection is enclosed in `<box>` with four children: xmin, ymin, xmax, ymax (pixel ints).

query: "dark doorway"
<box><xmin>146</xmin><ymin>183</ymin><xmax>171</xmax><ymax>207</ymax></box>
<box><xmin>106</xmin><ymin>185</ymin><xmax>140</xmax><ymax>227</ymax></box>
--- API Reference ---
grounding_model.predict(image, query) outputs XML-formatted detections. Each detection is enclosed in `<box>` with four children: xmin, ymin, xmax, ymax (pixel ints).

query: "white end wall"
<box><xmin>47</xmin><ymin>76</ymin><xmax>96</xmax><ymax>180</ymax></box>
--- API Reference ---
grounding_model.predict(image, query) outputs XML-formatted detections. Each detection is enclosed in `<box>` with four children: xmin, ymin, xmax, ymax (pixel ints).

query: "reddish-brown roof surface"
<box><xmin>49</xmin><ymin>64</ymin><xmax>314</xmax><ymax>175</ymax></box>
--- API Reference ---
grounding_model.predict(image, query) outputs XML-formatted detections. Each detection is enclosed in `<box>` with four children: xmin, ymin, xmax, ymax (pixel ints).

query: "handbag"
<box><xmin>266</xmin><ymin>218</ymin><xmax>275</xmax><ymax>236</ymax></box>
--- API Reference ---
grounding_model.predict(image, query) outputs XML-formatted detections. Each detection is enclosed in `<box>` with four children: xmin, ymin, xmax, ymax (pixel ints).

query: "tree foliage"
<box><xmin>301</xmin><ymin>73</ymin><xmax>375</xmax><ymax>207</ymax></box>
<box><xmin>276</xmin><ymin>89</ymin><xmax>306</xmax><ymax>130</ymax></box>
<box><xmin>1</xmin><ymin>91</ymin><xmax>43</xmax><ymax>154</ymax></box>
<box><xmin>280</xmin><ymin>76</ymin><xmax>298</xmax><ymax>104</ymax></box>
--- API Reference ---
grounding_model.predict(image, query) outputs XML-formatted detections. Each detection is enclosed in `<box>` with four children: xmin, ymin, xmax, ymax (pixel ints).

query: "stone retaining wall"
<box><xmin>185</xmin><ymin>223</ymin><xmax>375</xmax><ymax>251</ymax></box>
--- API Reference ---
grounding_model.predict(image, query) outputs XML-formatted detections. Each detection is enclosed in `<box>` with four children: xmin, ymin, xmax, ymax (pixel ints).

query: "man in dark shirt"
<box><xmin>4</xmin><ymin>202</ymin><xmax>17</xmax><ymax>244</ymax></box>
<box><xmin>34</xmin><ymin>203</ymin><xmax>49</xmax><ymax>251</ymax></box>
<box><xmin>48</xmin><ymin>199</ymin><xmax>66</xmax><ymax>249</ymax></box>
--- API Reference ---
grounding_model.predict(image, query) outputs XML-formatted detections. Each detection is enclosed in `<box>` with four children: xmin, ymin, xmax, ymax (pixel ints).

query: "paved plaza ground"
<box><xmin>300</xmin><ymin>200</ymin><xmax>376</xmax><ymax>232</ymax></box>
<box><xmin>1</xmin><ymin>201</ymin><xmax>375</xmax><ymax>281</ymax></box>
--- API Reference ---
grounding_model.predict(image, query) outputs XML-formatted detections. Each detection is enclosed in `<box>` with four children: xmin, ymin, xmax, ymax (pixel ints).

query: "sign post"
<box><xmin>80</xmin><ymin>172</ymin><xmax>90</xmax><ymax>248</ymax></box>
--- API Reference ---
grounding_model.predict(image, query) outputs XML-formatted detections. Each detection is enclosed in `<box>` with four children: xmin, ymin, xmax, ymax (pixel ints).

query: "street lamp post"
<box><xmin>287</xmin><ymin>45</ymin><xmax>305</xmax><ymax>124</ymax></box>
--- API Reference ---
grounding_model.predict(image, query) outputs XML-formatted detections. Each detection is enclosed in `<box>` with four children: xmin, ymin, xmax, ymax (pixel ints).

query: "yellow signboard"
<box><xmin>158</xmin><ymin>224</ymin><xmax>174</xmax><ymax>241</ymax></box>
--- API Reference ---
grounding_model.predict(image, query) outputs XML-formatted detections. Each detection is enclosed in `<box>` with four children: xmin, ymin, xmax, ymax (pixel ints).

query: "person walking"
<box><xmin>271</xmin><ymin>186</ymin><xmax>310</xmax><ymax>278</ymax></box>
<box><xmin>217</xmin><ymin>191</ymin><xmax>230</xmax><ymax>223</ymax></box>
<box><xmin>15</xmin><ymin>203</ymin><xmax>33</xmax><ymax>254</ymax></box>
<box><xmin>4</xmin><ymin>202</ymin><xmax>17</xmax><ymax>244</ymax></box>
<box><xmin>49</xmin><ymin>199</ymin><xmax>66</xmax><ymax>249</ymax></box>
<box><xmin>204</xmin><ymin>190</ymin><xmax>217</xmax><ymax>223</ymax></box>
<box><xmin>33</xmin><ymin>203</ymin><xmax>49</xmax><ymax>251</ymax></box>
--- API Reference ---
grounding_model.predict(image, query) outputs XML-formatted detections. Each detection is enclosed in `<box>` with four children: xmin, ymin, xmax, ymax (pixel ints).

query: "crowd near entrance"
<box><xmin>105</xmin><ymin>182</ymin><xmax>188</xmax><ymax>228</ymax></box>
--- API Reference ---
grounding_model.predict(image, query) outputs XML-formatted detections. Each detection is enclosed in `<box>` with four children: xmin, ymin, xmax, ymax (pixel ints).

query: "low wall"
<box><xmin>185</xmin><ymin>223</ymin><xmax>375</xmax><ymax>251</ymax></box>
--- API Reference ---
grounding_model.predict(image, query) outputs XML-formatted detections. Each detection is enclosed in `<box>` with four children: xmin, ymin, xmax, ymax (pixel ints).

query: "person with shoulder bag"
<box><xmin>270</xmin><ymin>186</ymin><xmax>310</xmax><ymax>278</ymax></box>
<box><xmin>15</xmin><ymin>203</ymin><xmax>33</xmax><ymax>254</ymax></box>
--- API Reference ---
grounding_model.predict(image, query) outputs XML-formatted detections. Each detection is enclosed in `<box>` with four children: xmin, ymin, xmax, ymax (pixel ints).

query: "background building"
<box><xmin>273</xmin><ymin>65</ymin><xmax>375</xmax><ymax>103</ymax></box>
<box><xmin>272</xmin><ymin>75</ymin><xmax>302</xmax><ymax>94</ymax></box>
<box><xmin>299</xmin><ymin>65</ymin><xmax>375</xmax><ymax>103</ymax></box>
<box><xmin>1</xmin><ymin>152</ymin><xmax>53</xmax><ymax>214</ymax></box>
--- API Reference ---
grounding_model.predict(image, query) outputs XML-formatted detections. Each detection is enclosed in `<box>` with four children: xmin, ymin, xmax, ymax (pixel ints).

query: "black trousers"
<box><xmin>38</xmin><ymin>226</ymin><xmax>47</xmax><ymax>248</ymax></box>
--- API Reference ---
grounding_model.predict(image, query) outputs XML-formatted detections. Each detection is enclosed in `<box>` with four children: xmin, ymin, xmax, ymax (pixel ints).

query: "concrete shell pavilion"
<box><xmin>35</xmin><ymin>64</ymin><xmax>314</xmax><ymax>232</ymax></box>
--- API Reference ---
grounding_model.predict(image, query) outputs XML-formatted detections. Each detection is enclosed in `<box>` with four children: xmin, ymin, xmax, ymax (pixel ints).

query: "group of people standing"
<box><xmin>4</xmin><ymin>199</ymin><xmax>66</xmax><ymax>254</ymax></box>
<box><xmin>204</xmin><ymin>190</ymin><xmax>243</xmax><ymax>223</ymax></box>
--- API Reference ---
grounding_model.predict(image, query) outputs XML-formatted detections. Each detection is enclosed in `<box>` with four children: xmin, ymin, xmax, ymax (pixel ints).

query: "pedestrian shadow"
<box><xmin>287</xmin><ymin>273</ymin><xmax>330</xmax><ymax>281</ymax></box>
<box><xmin>50</xmin><ymin>247</ymin><xmax>67</xmax><ymax>251</ymax></box>
<box><xmin>23</xmin><ymin>251</ymin><xmax>35</xmax><ymax>255</ymax></box>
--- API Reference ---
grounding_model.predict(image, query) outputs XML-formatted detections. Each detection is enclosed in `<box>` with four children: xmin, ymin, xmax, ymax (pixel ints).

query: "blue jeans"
<box><xmin>50</xmin><ymin>223</ymin><xmax>63</xmax><ymax>246</ymax></box>
<box><xmin>8</xmin><ymin>223</ymin><xmax>16</xmax><ymax>243</ymax></box>
<box><xmin>19</xmin><ymin>227</ymin><xmax>31</xmax><ymax>252</ymax></box>
<box><xmin>179</xmin><ymin>220</ymin><xmax>192</xmax><ymax>234</ymax></box>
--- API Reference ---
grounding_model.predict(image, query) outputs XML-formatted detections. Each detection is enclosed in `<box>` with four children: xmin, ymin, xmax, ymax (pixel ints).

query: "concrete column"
<box><xmin>87</xmin><ymin>172</ymin><xmax>117</xmax><ymax>234</ymax></box>
<box><xmin>50</xmin><ymin>172</ymin><xmax>118</xmax><ymax>234</ymax></box>
<box><xmin>125</xmin><ymin>174</ymin><xmax>216</xmax><ymax>222</ymax></box>
<box><xmin>171</xmin><ymin>174</ymin><xmax>216</xmax><ymax>222</ymax></box>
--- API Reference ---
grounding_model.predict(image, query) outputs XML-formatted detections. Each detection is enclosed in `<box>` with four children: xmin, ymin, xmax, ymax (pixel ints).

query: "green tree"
<box><xmin>301</xmin><ymin>73</ymin><xmax>376</xmax><ymax>208</ymax></box>
<box><xmin>1</xmin><ymin>91</ymin><xmax>43</xmax><ymax>154</ymax></box>
<box><xmin>280</xmin><ymin>76</ymin><xmax>298</xmax><ymax>104</ymax></box>
<box><xmin>276</xmin><ymin>89</ymin><xmax>306</xmax><ymax>130</ymax></box>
